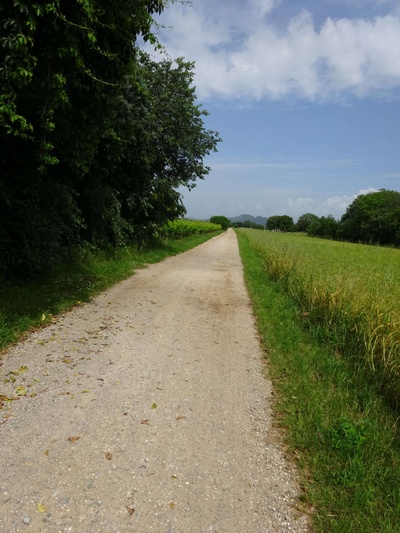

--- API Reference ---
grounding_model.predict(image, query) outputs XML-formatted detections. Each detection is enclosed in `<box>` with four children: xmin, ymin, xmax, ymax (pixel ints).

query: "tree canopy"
<box><xmin>307</xmin><ymin>215</ymin><xmax>340</xmax><ymax>240</ymax></box>
<box><xmin>296</xmin><ymin>213</ymin><xmax>319</xmax><ymax>233</ymax></box>
<box><xmin>210</xmin><ymin>216</ymin><xmax>230</xmax><ymax>230</ymax></box>
<box><xmin>267</xmin><ymin>215</ymin><xmax>295</xmax><ymax>232</ymax></box>
<box><xmin>0</xmin><ymin>1</ymin><xmax>221</xmax><ymax>278</ymax></box>
<box><xmin>340</xmin><ymin>189</ymin><xmax>400</xmax><ymax>246</ymax></box>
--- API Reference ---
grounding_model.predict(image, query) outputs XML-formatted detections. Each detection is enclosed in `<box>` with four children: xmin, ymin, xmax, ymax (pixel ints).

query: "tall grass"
<box><xmin>239</xmin><ymin>230</ymin><xmax>400</xmax><ymax>409</ymax></box>
<box><xmin>237</xmin><ymin>230</ymin><xmax>400</xmax><ymax>532</ymax></box>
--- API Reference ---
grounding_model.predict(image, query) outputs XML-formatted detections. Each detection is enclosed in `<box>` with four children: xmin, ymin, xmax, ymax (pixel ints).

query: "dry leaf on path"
<box><xmin>126</xmin><ymin>505</ymin><xmax>135</xmax><ymax>516</ymax></box>
<box><xmin>68</xmin><ymin>436</ymin><xmax>80</xmax><ymax>443</ymax></box>
<box><xmin>37</xmin><ymin>502</ymin><xmax>47</xmax><ymax>513</ymax></box>
<box><xmin>105</xmin><ymin>452</ymin><xmax>112</xmax><ymax>460</ymax></box>
<box><xmin>140</xmin><ymin>420</ymin><xmax>150</xmax><ymax>425</ymax></box>
<box><xmin>0</xmin><ymin>395</ymin><xmax>17</xmax><ymax>404</ymax></box>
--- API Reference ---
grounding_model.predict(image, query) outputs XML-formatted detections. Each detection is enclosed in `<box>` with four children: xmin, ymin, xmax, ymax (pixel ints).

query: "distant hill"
<box><xmin>229</xmin><ymin>214</ymin><xmax>267</xmax><ymax>226</ymax></box>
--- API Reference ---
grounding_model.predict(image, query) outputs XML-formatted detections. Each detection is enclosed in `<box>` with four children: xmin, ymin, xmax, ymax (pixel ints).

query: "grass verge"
<box><xmin>237</xmin><ymin>230</ymin><xmax>400</xmax><ymax>533</ymax></box>
<box><xmin>0</xmin><ymin>231</ymin><xmax>222</xmax><ymax>351</ymax></box>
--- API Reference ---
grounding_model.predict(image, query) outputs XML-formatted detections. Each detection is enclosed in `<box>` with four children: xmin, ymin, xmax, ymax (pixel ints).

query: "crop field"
<box><xmin>159</xmin><ymin>219</ymin><xmax>222</xmax><ymax>238</ymax></box>
<box><xmin>240</xmin><ymin>229</ymin><xmax>400</xmax><ymax>408</ymax></box>
<box><xmin>237</xmin><ymin>228</ymin><xmax>400</xmax><ymax>532</ymax></box>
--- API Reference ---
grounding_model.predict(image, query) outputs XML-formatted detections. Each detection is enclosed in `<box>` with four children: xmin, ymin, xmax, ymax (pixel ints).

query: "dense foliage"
<box><xmin>231</xmin><ymin>221</ymin><xmax>265</xmax><ymax>229</ymax></box>
<box><xmin>0</xmin><ymin>1</ymin><xmax>221</xmax><ymax>278</ymax></box>
<box><xmin>295</xmin><ymin>212</ymin><xmax>319</xmax><ymax>232</ymax></box>
<box><xmin>266</xmin><ymin>215</ymin><xmax>295</xmax><ymax>232</ymax></box>
<box><xmin>340</xmin><ymin>189</ymin><xmax>400</xmax><ymax>246</ymax></box>
<box><xmin>307</xmin><ymin>215</ymin><xmax>340</xmax><ymax>239</ymax></box>
<box><xmin>295</xmin><ymin>190</ymin><xmax>400</xmax><ymax>246</ymax></box>
<box><xmin>209</xmin><ymin>215</ymin><xmax>230</xmax><ymax>230</ymax></box>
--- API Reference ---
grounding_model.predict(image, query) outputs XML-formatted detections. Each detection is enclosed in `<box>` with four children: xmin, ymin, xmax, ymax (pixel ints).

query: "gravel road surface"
<box><xmin>0</xmin><ymin>229</ymin><xmax>309</xmax><ymax>532</ymax></box>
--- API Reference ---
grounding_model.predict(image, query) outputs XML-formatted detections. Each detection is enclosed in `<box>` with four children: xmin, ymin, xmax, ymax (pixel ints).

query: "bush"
<box><xmin>209</xmin><ymin>215</ymin><xmax>230</xmax><ymax>230</ymax></box>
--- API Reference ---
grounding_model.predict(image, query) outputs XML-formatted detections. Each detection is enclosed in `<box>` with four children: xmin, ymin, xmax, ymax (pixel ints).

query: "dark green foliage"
<box><xmin>296</xmin><ymin>212</ymin><xmax>319</xmax><ymax>232</ymax></box>
<box><xmin>307</xmin><ymin>215</ymin><xmax>340</xmax><ymax>240</ymax></box>
<box><xmin>303</xmin><ymin>190</ymin><xmax>400</xmax><ymax>246</ymax></box>
<box><xmin>326</xmin><ymin>419</ymin><xmax>366</xmax><ymax>456</ymax></box>
<box><xmin>231</xmin><ymin>221</ymin><xmax>264</xmax><ymax>229</ymax></box>
<box><xmin>266</xmin><ymin>215</ymin><xmax>295</xmax><ymax>232</ymax></box>
<box><xmin>340</xmin><ymin>189</ymin><xmax>400</xmax><ymax>246</ymax></box>
<box><xmin>0</xmin><ymin>2</ymin><xmax>221</xmax><ymax>278</ymax></box>
<box><xmin>210</xmin><ymin>215</ymin><xmax>230</xmax><ymax>230</ymax></box>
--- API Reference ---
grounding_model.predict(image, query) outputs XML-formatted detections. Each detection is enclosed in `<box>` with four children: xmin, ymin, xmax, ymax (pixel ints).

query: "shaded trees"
<box><xmin>210</xmin><ymin>216</ymin><xmax>230</xmax><ymax>230</ymax></box>
<box><xmin>300</xmin><ymin>190</ymin><xmax>400</xmax><ymax>246</ymax></box>
<box><xmin>0</xmin><ymin>2</ymin><xmax>221</xmax><ymax>278</ymax></box>
<box><xmin>267</xmin><ymin>215</ymin><xmax>295</xmax><ymax>232</ymax></box>
<box><xmin>307</xmin><ymin>215</ymin><xmax>340</xmax><ymax>239</ymax></box>
<box><xmin>340</xmin><ymin>189</ymin><xmax>400</xmax><ymax>246</ymax></box>
<box><xmin>80</xmin><ymin>53</ymin><xmax>220</xmax><ymax>244</ymax></box>
<box><xmin>296</xmin><ymin>213</ymin><xmax>319</xmax><ymax>233</ymax></box>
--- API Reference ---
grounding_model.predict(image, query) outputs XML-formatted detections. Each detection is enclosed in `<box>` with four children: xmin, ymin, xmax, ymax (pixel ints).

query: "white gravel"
<box><xmin>0</xmin><ymin>229</ymin><xmax>310</xmax><ymax>532</ymax></box>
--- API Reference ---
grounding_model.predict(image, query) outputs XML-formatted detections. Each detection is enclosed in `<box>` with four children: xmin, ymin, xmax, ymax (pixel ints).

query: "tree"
<box><xmin>307</xmin><ymin>215</ymin><xmax>339</xmax><ymax>239</ymax></box>
<box><xmin>0</xmin><ymin>3</ymin><xmax>222</xmax><ymax>277</ymax></box>
<box><xmin>0</xmin><ymin>0</ymin><xmax>166</xmax><ymax>277</ymax></box>
<box><xmin>0</xmin><ymin>0</ymin><xmax>165</xmax><ymax>165</ymax></box>
<box><xmin>266</xmin><ymin>215</ymin><xmax>295</xmax><ymax>232</ymax></box>
<box><xmin>210</xmin><ymin>216</ymin><xmax>230</xmax><ymax>230</ymax></box>
<box><xmin>81</xmin><ymin>53</ymin><xmax>221</xmax><ymax>241</ymax></box>
<box><xmin>340</xmin><ymin>189</ymin><xmax>400</xmax><ymax>246</ymax></box>
<box><xmin>296</xmin><ymin>213</ymin><xmax>319</xmax><ymax>232</ymax></box>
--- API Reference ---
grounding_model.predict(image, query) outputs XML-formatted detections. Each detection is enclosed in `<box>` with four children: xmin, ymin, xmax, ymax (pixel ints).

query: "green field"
<box><xmin>243</xmin><ymin>229</ymin><xmax>400</xmax><ymax>407</ymax></box>
<box><xmin>159</xmin><ymin>219</ymin><xmax>222</xmax><ymax>238</ymax></box>
<box><xmin>237</xmin><ymin>228</ymin><xmax>400</xmax><ymax>532</ymax></box>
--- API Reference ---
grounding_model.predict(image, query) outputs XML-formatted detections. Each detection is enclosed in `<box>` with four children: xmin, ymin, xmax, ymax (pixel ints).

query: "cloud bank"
<box><xmin>152</xmin><ymin>0</ymin><xmax>400</xmax><ymax>102</ymax></box>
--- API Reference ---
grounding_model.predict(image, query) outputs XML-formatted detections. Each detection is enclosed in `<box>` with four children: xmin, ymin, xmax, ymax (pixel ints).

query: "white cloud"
<box><xmin>310</xmin><ymin>187</ymin><xmax>379</xmax><ymax>218</ymax></box>
<box><xmin>354</xmin><ymin>187</ymin><xmax>380</xmax><ymax>197</ymax></box>
<box><xmin>150</xmin><ymin>1</ymin><xmax>400</xmax><ymax>101</ymax></box>
<box><xmin>288</xmin><ymin>197</ymin><xmax>314</xmax><ymax>210</ymax></box>
<box><xmin>319</xmin><ymin>194</ymin><xmax>354</xmax><ymax>216</ymax></box>
<box><xmin>251</xmin><ymin>0</ymin><xmax>279</xmax><ymax>18</ymax></box>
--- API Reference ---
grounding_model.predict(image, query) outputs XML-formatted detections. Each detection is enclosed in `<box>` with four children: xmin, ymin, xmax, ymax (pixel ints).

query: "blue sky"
<box><xmin>148</xmin><ymin>0</ymin><xmax>400</xmax><ymax>221</ymax></box>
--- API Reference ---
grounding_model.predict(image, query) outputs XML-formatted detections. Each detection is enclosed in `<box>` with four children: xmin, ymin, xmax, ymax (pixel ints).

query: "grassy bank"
<box><xmin>237</xmin><ymin>229</ymin><xmax>400</xmax><ymax>532</ymax></box>
<box><xmin>0</xmin><ymin>229</ymin><xmax>221</xmax><ymax>351</ymax></box>
<box><xmin>241</xmin><ymin>230</ymin><xmax>400</xmax><ymax>409</ymax></box>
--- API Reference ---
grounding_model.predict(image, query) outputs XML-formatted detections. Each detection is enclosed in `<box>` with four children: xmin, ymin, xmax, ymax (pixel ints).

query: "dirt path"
<box><xmin>0</xmin><ymin>229</ymin><xmax>309</xmax><ymax>533</ymax></box>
